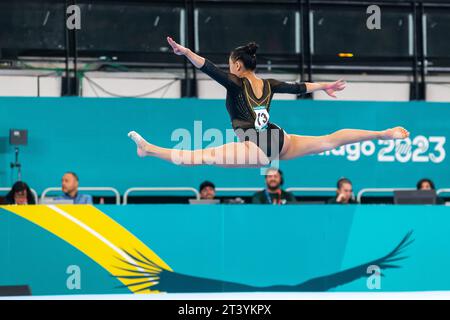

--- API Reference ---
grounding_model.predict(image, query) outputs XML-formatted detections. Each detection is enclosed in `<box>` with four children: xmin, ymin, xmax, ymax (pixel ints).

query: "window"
<box><xmin>311</xmin><ymin>5</ymin><xmax>412</xmax><ymax>58</ymax></box>
<box><xmin>195</xmin><ymin>4</ymin><xmax>299</xmax><ymax>55</ymax></box>
<box><xmin>425</xmin><ymin>8</ymin><xmax>450</xmax><ymax>58</ymax></box>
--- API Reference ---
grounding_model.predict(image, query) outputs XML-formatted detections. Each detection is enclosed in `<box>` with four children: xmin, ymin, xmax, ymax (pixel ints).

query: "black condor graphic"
<box><xmin>112</xmin><ymin>231</ymin><xmax>414</xmax><ymax>293</ymax></box>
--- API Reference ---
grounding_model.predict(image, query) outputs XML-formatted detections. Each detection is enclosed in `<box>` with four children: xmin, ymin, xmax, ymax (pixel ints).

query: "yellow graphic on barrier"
<box><xmin>2</xmin><ymin>204</ymin><xmax>172</xmax><ymax>294</ymax></box>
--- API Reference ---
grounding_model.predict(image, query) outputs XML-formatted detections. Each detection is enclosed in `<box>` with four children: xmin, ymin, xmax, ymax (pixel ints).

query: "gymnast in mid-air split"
<box><xmin>128</xmin><ymin>36</ymin><xmax>409</xmax><ymax>168</ymax></box>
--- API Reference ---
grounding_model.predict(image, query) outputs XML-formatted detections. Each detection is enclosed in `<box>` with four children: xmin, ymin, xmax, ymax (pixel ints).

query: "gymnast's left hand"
<box><xmin>167</xmin><ymin>36</ymin><xmax>188</xmax><ymax>56</ymax></box>
<box><xmin>324</xmin><ymin>79</ymin><xmax>346</xmax><ymax>98</ymax></box>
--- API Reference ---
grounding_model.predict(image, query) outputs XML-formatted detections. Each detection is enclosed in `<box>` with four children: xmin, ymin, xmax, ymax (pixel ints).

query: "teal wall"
<box><xmin>1</xmin><ymin>204</ymin><xmax>449</xmax><ymax>295</ymax></box>
<box><xmin>0</xmin><ymin>97</ymin><xmax>449</xmax><ymax>195</ymax></box>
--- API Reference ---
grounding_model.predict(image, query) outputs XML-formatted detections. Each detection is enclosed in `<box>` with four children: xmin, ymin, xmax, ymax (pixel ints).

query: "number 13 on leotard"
<box><xmin>254</xmin><ymin>106</ymin><xmax>269</xmax><ymax>131</ymax></box>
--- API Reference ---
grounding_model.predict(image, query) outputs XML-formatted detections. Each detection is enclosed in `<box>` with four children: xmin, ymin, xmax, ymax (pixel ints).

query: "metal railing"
<box><xmin>123</xmin><ymin>187</ymin><xmax>200</xmax><ymax>205</ymax></box>
<box><xmin>15</xmin><ymin>186</ymin><xmax>447</xmax><ymax>206</ymax></box>
<box><xmin>356</xmin><ymin>188</ymin><xmax>416</xmax><ymax>203</ymax></box>
<box><xmin>214</xmin><ymin>187</ymin><xmax>263</xmax><ymax>194</ymax></box>
<box><xmin>214</xmin><ymin>187</ymin><xmax>339</xmax><ymax>195</ymax></box>
<box><xmin>437</xmin><ymin>189</ymin><xmax>450</xmax><ymax>196</ymax></box>
<box><xmin>286</xmin><ymin>187</ymin><xmax>337</xmax><ymax>194</ymax></box>
<box><xmin>0</xmin><ymin>187</ymin><xmax>39</xmax><ymax>205</ymax></box>
<box><xmin>40</xmin><ymin>187</ymin><xmax>121</xmax><ymax>205</ymax></box>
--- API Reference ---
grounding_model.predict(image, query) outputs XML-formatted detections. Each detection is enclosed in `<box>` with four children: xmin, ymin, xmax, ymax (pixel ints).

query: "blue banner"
<box><xmin>0</xmin><ymin>97</ymin><xmax>448</xmax><ymax>194</ymax></box>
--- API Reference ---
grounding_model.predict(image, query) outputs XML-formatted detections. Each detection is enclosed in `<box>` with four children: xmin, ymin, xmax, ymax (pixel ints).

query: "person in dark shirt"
<box><xmin>128</xmin><ymin>37</ymin><xmax>409</xmax><ymax>168</ymax></box>
<box><xmin>327</xmin><ymin>178</ymin><xmax>358</xmax><ymax>204</ymax></box>
<box><xmin>5</xmin><ymin>181</ymin><xmax>35</xmax><ymax>205</ymax></box>
<box><xmin>416</xmin><ymin>178</ymin><xmax>445</xmax><ymax>205</ymax></box>
<box><xmin>252</xmin><ymin>168</ymin><xmax>295</xmax><ymax>204</ymax></box>
<box><xmin>417</xmin><ymin>178</ymin><xmax>435</xmax><ymax>191</ymax></box>
<box><xmin>199</xmin><ymin>181</ymin><xmax>216</xmax><ymax>200</ymax></box>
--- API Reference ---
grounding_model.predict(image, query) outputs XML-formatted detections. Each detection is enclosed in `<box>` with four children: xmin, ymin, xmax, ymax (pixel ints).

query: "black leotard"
<box><xmin>199</xmin><ymin>59</ymin><xmax>307</xmax><ymax>159</ymax></box>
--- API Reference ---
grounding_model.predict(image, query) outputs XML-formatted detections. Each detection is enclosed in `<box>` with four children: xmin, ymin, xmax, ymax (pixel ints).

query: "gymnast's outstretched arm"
<box><xmin>167</xmin><ymin>36</ymin><xmax>205</xmax><ymax>68</ymax></box>
<box><xmin>305</xmin><ymin>80</ymin><xmax>346</xmax><ymax>97</ymax></box>
<box><xmin>269</xmin><ymin>78</ymin><xmax>347</xmax><ymax>98</ymax></box>
<box><xmin>167</xmin><ymin>36</ymin><xmax>240</xmax><ymax>90</ymax></box>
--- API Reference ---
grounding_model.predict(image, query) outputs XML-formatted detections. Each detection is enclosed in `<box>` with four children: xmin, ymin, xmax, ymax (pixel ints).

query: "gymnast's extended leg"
<box><xmin>280</xmin><ymin>126</ymin><xmax>409</xmax><ymax>160</ymax></box>
<box><xmin>128</xmin><ymin>131</ymin><xmax>270</xmax><ymax>168</ymax></box>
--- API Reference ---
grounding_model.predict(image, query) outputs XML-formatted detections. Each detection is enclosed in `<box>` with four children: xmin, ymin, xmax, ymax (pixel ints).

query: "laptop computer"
<box><xmin>40</xmin><ymin>198</ymin><xmax>74</xmax><ymax>205</ymax></box>
<box><xmin>394</xmin><ymin>190</ymin><xmax>437</xmax><ymax>205</ymax></box>
<box><xmin>0</xmin><ymin>285</ymin><xmax>31</xmax><ymax>296</ymax></box>
<box><xmin>189</xmin><ymin>199</ymin><xmax>221</xmax><ymax>205</ymax></box>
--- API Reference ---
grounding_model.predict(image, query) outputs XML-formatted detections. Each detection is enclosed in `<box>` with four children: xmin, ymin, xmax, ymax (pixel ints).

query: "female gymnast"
<box><xmin>128</xmin><ymin>37</ymin><xmax>409</xmax><ymax>167</ymax></box>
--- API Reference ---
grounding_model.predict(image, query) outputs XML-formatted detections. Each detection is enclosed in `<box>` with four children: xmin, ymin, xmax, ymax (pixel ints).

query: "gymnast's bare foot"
<box><xmin>128</xmin><ymin>131</ymin><xmax>155</xmax><ymax>157</ymax></box>
<box><xmin>380</xmin><ymin>127</ymin><xmax>410</xmax><ymax>140</ymax></box>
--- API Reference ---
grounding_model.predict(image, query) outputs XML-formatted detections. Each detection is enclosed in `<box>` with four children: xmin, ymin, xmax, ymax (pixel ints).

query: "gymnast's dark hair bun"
<box><xmin>230</xmin><ymin>41</ymin><xmax>259</xmax><ymax>71</ymax></box>
<box><xmin>245</xmin><ymin>42</ymin><xmax>259</xmax><ymax>56</ymax></box>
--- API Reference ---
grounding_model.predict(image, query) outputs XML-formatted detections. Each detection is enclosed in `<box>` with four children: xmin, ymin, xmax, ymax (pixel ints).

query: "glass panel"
<box><xmin>77</xmin><ymin>3</ymin><xmax>182</xmax><ymax>53</ymax></box>
<box><xmin>312</xmin><ymin>5</ymin><xmax>411</xmax><ymax>58</ymax></box>
<box><xmin>196</xmin><ymin>5</ymin><xmax>298</xmax><ymax>55</ymax></box>
<box><xmin>426</xmin><ymin>9</ymin><xmax>450</xmax><ymax>58</ymax></box>
<box><xmin>0</xmin><ymin>2</ymin><xmax>65</xmax><ymax>50</ymax></box>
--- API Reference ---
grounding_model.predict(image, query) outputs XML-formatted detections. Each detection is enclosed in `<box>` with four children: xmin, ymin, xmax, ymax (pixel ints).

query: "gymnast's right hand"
<box><xmin>167</xmin><ymin>36</ymin><xmax>188</xmax><ymax>55</ymax></box>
